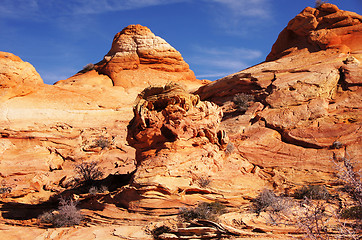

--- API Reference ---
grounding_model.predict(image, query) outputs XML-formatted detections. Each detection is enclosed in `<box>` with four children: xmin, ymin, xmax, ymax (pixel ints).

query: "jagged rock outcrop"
<box><xmin>57</xmin><ymin>25</ymin><xmax>199</xmax><ymax>90</ymax></box>
<box><xmin>115</xmin><ymin>83</ymin><xmax>269</xmax><ymax>214</ymax></box>
<box><xmin>267</xmin><ymin>3</ymin><xmax>362</xmax><ymax>61</ymax></box>
<box><xmin>0</xmin><ymin>4</ymin><xmax>361</xmax><ymax>239</ymax></box>
<box><xmin>195</xmin><ymin>4</ymin><xmax>362</xmax><ymax>173</ymax></box>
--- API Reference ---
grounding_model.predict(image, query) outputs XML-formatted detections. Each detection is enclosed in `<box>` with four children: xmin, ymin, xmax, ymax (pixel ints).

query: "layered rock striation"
<box><xmin>116</xmin><ymin>83</ymin><xmax>268</xmax><ymax>214</ymax></box>
<box><xmin>57</xmin><ymin>24</ymin><xmax>199</xmax><ymax>89</ymax></box>
<box><xmin>196</xmin><ymin>3</ymin><xmax>362</xmax><ymax>173</ymax></box>
<box><xmin>267</xmin><ymin>3</ymin><xmax>362</xmax><ymax>61</ymax></box>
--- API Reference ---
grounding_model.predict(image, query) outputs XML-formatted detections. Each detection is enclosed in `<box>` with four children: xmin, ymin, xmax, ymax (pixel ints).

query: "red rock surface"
<box><xmin>57</xmin><ymin>24</ymin><xmax>199</xmax><ymax>90</ymax></box>
<box><xmin>267</xmin><ymin>3</ymin><xmax>362</xmax><ymax>61</ymax></box>
<box><xmin>0</xmin><ymin>4</ymin><xmax>361</xmax><ymax>239</ymax></box>
<box><xmin>196</xmin><ymin>4</ymin><xmax>362</xmax><ymax>173</ymax></box>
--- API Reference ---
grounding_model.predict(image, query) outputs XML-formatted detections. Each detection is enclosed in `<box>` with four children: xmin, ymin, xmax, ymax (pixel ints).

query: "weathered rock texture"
<box><xmin>0</xmin><ymin>4</ymin><xmax>361</xmax><ymax>240</ymax></box>
<box><xmin>115</xmin><ymin>83</ymin><xmax>269</xmax><ymax>214</ymax></box>
<box><xmin>196</xmin><ymin>4</ymin><xmax>362</xmax><ymax>174</ymax></box>
<box><xmin>57</xmin><ymin>24</ymin><xmax>199</xmax><ymax>90</ymax></box>
<box><xmin>267</xmin><ymin>3</ymin><xmax>362</xmax><ymax>61</ymax></box>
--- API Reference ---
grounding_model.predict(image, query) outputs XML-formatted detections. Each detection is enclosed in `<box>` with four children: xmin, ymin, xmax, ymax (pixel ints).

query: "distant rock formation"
<box><xmin>0</xmin><ymin>51</ymin><xmax>43</xmax><ymax>87</ymax></box>
<box><xmin>267</xmin><ymin>3</ymin><xmax>362</xmax><ymax>61</ymax></box>
<box><xmin>57</xmin><ymin>24</ymin><xmax>198</xmax><ymax>89</ymax></box>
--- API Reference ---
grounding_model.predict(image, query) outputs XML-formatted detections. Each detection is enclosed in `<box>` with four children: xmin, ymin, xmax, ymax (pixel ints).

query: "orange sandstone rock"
<box><xmin>58</xmin><ymin>24</ymin><xmax>199</xmax><ymax>89</ymax></box>
<box><xmin>266</xmin><ymin>3</ymin><xmax>362</xmax><ymax>61</ymax></box>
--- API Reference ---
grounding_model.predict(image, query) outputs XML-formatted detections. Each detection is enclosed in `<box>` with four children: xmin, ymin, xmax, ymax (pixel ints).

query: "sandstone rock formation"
<box><xmin>57</xmin><ymin>24</ymin><xmax>199</xmax><ymax>90</ymax></box>
<box><xmin>0</xmin><ymin>3</ymin><xmax>361</xmax><ymax>240</ymax></box>
<box><xmin>196</xmin><ymin>3</ymin><xmax>362</xmax><ymax>174</ymax></box>
<box><xmin>267</xmin><ymin>3</ymin><xmax>362</xmax><ymax>61</ymax></box>
<box><xmin>112</xmin><ymin>83</ymin><xmax>270</xmax><ymax>214</ymax></box>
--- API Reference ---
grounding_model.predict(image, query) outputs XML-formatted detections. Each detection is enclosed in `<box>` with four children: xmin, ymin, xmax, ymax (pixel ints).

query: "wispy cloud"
<box><xmin>0</xmin><ymin>0</ymin><xmax>187</xmax><ymax>19</ymax></box>
<box><xmin>205</xmin><ymin>0</ymin><xmax>273</xmax><ymax>36</ymax></box>
<box><xmin>210</xmin><ymin>0</ymin><xmax>271</xmax><ymax>18</ymax></box>
<box><xmin>189</xmin><ymin>46</ymin><xmax>263</xmax><ymax>80</ymax></box>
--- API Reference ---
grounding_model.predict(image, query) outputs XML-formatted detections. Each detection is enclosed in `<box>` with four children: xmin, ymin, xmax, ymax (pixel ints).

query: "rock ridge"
<box><xmin>267</xmin><ymin>3</ymin><xmax>362</xmax><ymax>61</ymax></box>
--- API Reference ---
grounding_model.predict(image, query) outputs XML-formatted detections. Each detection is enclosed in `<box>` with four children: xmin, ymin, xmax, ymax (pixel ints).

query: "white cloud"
<box><xmin>188</xmin><ymin>46</ymin><xmax>263</xmax><ymax>80</ymax></box>
<box><xmin>210</xmin><ymin>0</ymin><xmax>271</xmax><ymax>18</ymax></box>
<box><xmin>196</xmin><ymin>71</ymin><xmax>235</xmax><ymax>79</ymax></box>
<box><xmin>205</xmin><ymin>0</ymin><xmax>273</xmax><ymax>36</ymax></box>
<box><xmin>0</xmin><ymin>0</ymin><xmax>188</xmax><ymax>18</ymax></box>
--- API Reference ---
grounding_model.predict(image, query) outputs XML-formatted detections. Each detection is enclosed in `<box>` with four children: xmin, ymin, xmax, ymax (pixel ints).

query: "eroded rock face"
<box><xmin>127</xmin><ymin>83</ymin><xmax>222</xmax><ymax>152</ymax></box>
<box><xmin>57</xmin><ymin>25</ymin><xmax>198</xmax><ymax>89</ymax></box>
<box><xmin>122</xmin><ymin>83</ymin><xmax>269</xmax><ymax>214</ymax></box>
<box><xmin>195</xmin><ymin>4</ymin><xmax>362</xmax><ymax>173</ymax></box>
<box><xmin>267</xmin><ymin>3</ymin><xmax>362</xmax><ymax>61</ymax></box>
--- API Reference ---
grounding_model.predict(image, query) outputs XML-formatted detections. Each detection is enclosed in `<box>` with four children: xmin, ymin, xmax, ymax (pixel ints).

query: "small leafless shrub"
<box><xmin>334</xmin><ymin>156</ymin><xmax>362</xmax><ymax>206</ymax></box>
<box><xmin>151</xmin><ymin>225</ymin><xmax>172</xmax><ymax>240</ymax></box>
<box><xmin>340</xmin><ymin>205</ymin><xmax>362</xmax><ymax>220</ymax></box>
<box><xmin>93</xmin><ymin>136</ymin><xmax>112</xmax><ymax>149</ymax></box>
<box><xmin>252</xmin><ymin>189</ymin><xmax>290</xmax><ymax>215</ymax></box>
<box><xmin>196</xmin><ymin>176</ymin><xmax>211</xmax><ymax>188</ymax></box>
<box><xmin>178</xmin><ymin>201</ymin><xmax>227</xmax><ymax>222</ymax></box>
<box><xmin>297</xmin><ymin>199</ymin><xmax>331</xmax><ymax>240</ymax></box>
<box><xmin>225</xmin><ymin>142</ymin><xmax>235</xmax><ymax>156</ymax></box>
<box><xmin>88</xmin><ymin>185</ymin><xmax>108</xmax><ymax>195</ymax></box>
<box><xmin>0</xmin><ymin>186</ymin><xmax>11</xmax><ymax>194</ymax></box>
<box><xmin>232</xmin><ymin>93</ymin><xmax>254</xmax><ymax>112</ymax></box>
<box><xmin>0</xmin><ymin>180</ymin><xmax>12</xmax><ymax>194</ymax></box>
<box><xmin>315</xmin><ymin>0</ymin><xmax>328</xmax><ymax>8</ymax></box>
<box><xmin>38</xmin><ymin>198</ymin><xmax>82</xmax><ymax>227</ymax></box>
<box><xmin>293</xmin><ymin>185</ymin><xmax>331</xmax><ymax>200</ymax></box>
<box><xmin>75</xmin><ymin>161</ymin><xmax>104</xmax><ymax>184</ymax></box>
<box><xmin>79</xmin><ymin>63</ymin><xmax>94</xmax><ymax>73</ymax></box>
<box><xmin>331</xmin><ymin>141</ymin><xmax>343</xmax><ymax>149</ymax></box>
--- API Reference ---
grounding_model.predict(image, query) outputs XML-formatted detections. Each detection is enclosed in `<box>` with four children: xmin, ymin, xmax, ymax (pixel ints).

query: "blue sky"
<box><xmin>0</xmin><ymin>0</ymin><xmax>361</xmax><ymax>84</ymax></box>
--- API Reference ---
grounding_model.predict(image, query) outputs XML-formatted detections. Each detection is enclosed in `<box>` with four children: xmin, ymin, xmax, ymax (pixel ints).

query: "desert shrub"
<box><xmin>75</xmin><ymin>161</ymin><xmax>104</xmax><ymax>184</ymax></box>
<box><xmin>315</xmin><ymin>0</ymin><xmax>328</xmax><ymax>8</ymax></box>
<box><xmin>297</xmin><ymin>199</ymin><xmax>331</xmax><ymax>239</ymax></box>
<box><xmin>252</xmin><ymin>189</ymin><xmax>290</xmax><ymax>215</ymax></box>
<box><xmin>178</xmin><ymin>201</ymin><xmax>227</xmax><ymax>222</ymax></box>
<box><xmin>93</xmin><ymin>136</ymin><xmax>111</xmax><ymax>149</ymax></box>
<box><xmin>151</xmin><ymin>225</ymin><xmax>172</xmax><ymax>240</ymax></box>
<box><xmin>195</xmin><ymin>176</ymin><xmax>211</xmax><ymax>188</ymax></box>
<box><xmin>88</xmin><ymin>185</ymin><xmax>108</xmax><ymax>195</ymax></box>
<box><xmin>80</xmin><ymin>63</ymin><xmax>94</xmax><ymax>73</ymax></box>
<box><xmin>225</xmin><ymin>142</ymin><xmax>235</xmax><ymax>156</ymax></box>
<box><xmin>232</xmin><ymin>93</ymin><xmax>254</xmax><ymax>112</ymax></box>
<box><xmin>0</xmin><ymin>186</ymin><xmax>11</xmax><ymax>194</ymax></box>
<box><xmin>293</xmin><ymin>185</ymin><xmax>331</xmax><ymax>200</ymax></box>
<box><xmin>0</xmin><ymin>180</ymin><xmax>12</xmax><ymax>194</ymax></box>
<box><xmin>331</xmin><ymin>141</ymin><xmax>343</xmax><ymax>149</ymax></box>
<box><xmin>334</xmin><ymin>156</ymin><xmax>362</xmax><ymax>206</ymax></box>
<box><xmin>38</xmin><ymin>199</ymin><xmax>82</xmax><ymax>227</ymax></box>
<box><xmin>340</xmin><ymin>205</ymin><xmax>362</xmax><ymax>220</ymax></box>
